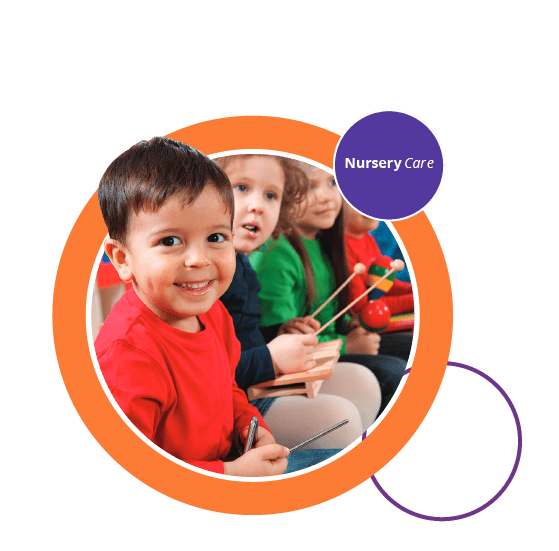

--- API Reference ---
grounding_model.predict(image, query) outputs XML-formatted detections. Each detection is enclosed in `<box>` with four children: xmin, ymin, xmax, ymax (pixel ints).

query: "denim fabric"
<box><xmin>284</xmin><ymin>449</ymin><xmax>341</xmax><ymax>473</ymax></box>
<box><xmin>250</xmin><ymin>397</ymin><xmax>277</xmax><ymax>417</ymax></box>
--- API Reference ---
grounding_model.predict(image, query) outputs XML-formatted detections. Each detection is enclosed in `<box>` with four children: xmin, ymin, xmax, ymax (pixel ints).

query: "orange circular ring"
<box><xmin>53</xmin><ymin>115</ymin><xmax>452</xmax><ymax>514</ymax></box>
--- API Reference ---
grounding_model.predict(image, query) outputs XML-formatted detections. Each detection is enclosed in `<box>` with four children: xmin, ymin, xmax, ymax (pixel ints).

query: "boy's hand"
<box><xmin>224</xmin><ymin>445</ymin><xmax>289</xmax><ymax>477</ymax></box>
<box><xmin>345</xmin><ymin>326</ymin><xmax>381</xmax><ymax>355</ymax></box>
<box><xmin>268</xmin><ymin>333</ymin><xmax>319</xmax><ymax>375</ymax></box>
<box><xmin>253</xmin><ymin>426</ymin><xmax>276</xmax><ymax>448</ymax></box>
<box><xmin>239</xmin><ymin>425</ymin><xmax>276</xmax><ymax>449</ymax></box>
<box><xmin>277</xmin><ymin>316</ymin><xmax>320</xmax><ymax>335</ymax></box>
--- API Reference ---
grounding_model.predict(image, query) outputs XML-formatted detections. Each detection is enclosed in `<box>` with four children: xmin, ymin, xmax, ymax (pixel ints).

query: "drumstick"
<box><xmin>308</xmin><ymin>263</ymin><xmax>366</xmax><ymax>321</ymax></box>
<box><xmin>314</xmin><ymin>260</ymin><xmax>405</xmax><ymax>337</ymax></box>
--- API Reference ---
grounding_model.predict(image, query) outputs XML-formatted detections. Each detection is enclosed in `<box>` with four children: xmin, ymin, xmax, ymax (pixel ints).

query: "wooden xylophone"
<box><xmin>247</xmin><ymin>339</ymin><xmax>343</xmax><ymax>400</ymax></box>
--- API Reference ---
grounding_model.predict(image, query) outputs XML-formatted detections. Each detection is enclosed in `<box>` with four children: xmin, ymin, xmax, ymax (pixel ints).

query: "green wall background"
<box><xmin>2</xmin><ymin>1</ymin><xmax>557</xmax><ymax>549</ymax></box>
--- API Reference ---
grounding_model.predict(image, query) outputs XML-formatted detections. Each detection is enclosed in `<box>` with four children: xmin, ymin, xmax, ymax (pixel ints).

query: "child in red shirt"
<box><xmin>343</xmin><ymin>201</ymin><xmax>414</xmax><ymax>316</ymax></box>
<box><xmin>95</xmin><ymin>137</ymin><xmax>289</xmax><ymax>476</ymax></box>
<box><xmin>343</xmin><ymin>201</ymin><xmax>414</xmax><ymax>362</ymax></box>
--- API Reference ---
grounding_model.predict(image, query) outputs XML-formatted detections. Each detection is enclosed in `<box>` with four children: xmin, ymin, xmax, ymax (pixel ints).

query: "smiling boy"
<box><xmin>95</xmin><ymin>138</ymin><xmax>289</xmax><ymax>476</ymax></box>
<box><xmin>106</xmin><ymin>186</ymin><xmax>234</xmax><ymax>333</ymax></box>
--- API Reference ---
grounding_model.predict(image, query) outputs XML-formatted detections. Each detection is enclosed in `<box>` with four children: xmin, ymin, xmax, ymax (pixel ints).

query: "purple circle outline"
<box><xmin>363</xmin><ymin>361</ymin><xmax>522</xmax><ymax>522</ymax></box>
<box><xmin>332</xmin><ymin>109</ymin><xmax>446</xmax><ymax>222</ymax></box>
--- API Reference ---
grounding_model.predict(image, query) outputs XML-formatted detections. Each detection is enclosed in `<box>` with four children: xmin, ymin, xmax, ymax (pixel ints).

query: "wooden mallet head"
<box><xmin>390</xmin><ymin>259</ymin><xmax>405</xmax><ymax>272</ymax></box>
<box><xmin>353</xmin><ymin>262</ymin><xmax>366</xmax><ymax>275</ymax></box>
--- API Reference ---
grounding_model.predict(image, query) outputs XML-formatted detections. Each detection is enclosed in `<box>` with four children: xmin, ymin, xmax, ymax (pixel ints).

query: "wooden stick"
<box><xmin>308</xmin><ymin>263</ymin><xmax>366</xmax><ymax>320</ymax></box>
<box><xmin>314</xmin><ymin>260</ymin><xmax>405</xmax><ymax>337</ymax></box>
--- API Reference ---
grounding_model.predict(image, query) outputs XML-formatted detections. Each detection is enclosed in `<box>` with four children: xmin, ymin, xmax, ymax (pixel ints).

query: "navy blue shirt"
<box><xmin>220</xmin><ymin>254</ymin><xmax>276</xmax><ymax>393</ymax></box>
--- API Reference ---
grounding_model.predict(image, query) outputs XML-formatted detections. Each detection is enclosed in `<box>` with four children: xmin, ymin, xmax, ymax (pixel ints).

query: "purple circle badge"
<box><xmin>334</xmin><ymin>112</ymin><xmax>443</xmax><ymax>220</ymax></box>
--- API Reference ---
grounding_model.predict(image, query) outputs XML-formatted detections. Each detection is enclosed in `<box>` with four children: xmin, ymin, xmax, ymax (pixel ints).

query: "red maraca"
<box><xmin>359</xmin><ymin>299</ymin><xmax>391</xmax><ymax>333</ymax></box>
<box><xmin>314</xmin><ymin>259</ymin><xmax>404</xmax><ymax>337</ymax></box>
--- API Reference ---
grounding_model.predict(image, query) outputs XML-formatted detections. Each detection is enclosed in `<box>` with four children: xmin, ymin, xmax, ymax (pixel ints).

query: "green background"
<box><xmin>2</xmin><ymin>2</ymin><xmax>557</xmax><ymax>549</ymax></box>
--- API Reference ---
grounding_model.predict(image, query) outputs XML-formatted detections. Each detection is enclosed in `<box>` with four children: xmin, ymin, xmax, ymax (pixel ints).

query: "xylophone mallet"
<box><xmin>314</xmin><ymin>260</ymin><xmax>405</xmax><ymax>337</ymax></box>
<box><xmin>308</xmin><ymin>263</ymin><xmax>366</xmax><ymax>321</ymax></box>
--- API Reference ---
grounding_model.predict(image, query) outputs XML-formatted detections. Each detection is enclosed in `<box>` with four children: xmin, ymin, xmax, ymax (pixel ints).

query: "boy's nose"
<box><xmin>184</xmin><ymin>245</ymin><xmax>211</xmax><ymax>267</ymax></box>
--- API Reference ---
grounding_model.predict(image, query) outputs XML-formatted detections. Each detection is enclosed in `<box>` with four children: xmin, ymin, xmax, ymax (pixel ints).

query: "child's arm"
<box><xmin>233</xmin><ymin>333</ymin><xmax>319</xmax><ymax>388</ymax></box>
<box><xmin>98</xmin><ymin>341</ymin><xmax>169</xmax><ymax>440</ymax></box>
<box><xmin>235</xmin><ymin>346</ymin><xmax>277</xmax><ymax>392</ymax></box>
<box><xmin>231</xmin><ymin>377</ymin><xmax>269</xmax><ymax>439</ymax></box>
<box><xmin>227</xmin><ymin>377</ymin><xmax>290</xmax><ymax>477</ymax></box>
<box><xmin>218</xmin><ymin>301</ymin><xmax>274</xmax><ymax>449</ymax></box>
<box><xmin>383</xmin><ymin>292</ymin><xmax>415</xmax><ymax>315</ymax></box>
<box><xmin>382</xmin><ymin>278</ymin><xmax>414</xmax><ymax>314</ymax></box>
<box><xmin>99</xmin><ymin>341</ymin><xmax>230</xmax><ymax>474</ymax></box>
<box><xmin>251</xmin><ymin>239</ymin><xmax>353</xmax><ymax>354</ymax></box>
<box><xmin>347</xmin><ymin>270</ymin><xmax>370</xmax><ymax>314</ymax></box>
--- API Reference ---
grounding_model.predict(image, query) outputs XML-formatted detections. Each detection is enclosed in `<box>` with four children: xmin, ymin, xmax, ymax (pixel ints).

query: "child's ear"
<box><xmin>104</xmin><ymin>239</ymin><xmax>133</xmax><ymax>282</ymax></box>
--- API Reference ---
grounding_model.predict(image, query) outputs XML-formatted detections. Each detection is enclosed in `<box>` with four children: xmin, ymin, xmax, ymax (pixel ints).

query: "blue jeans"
<box><xmin>284</xmin><ymin>449</ymin><xmax>341</xmax><ymax>473</ymax></box>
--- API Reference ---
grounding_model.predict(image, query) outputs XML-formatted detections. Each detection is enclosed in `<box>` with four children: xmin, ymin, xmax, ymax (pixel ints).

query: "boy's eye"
<box><xmin>208</xmin><ymin>233</ymin><xmax>226</xmax><ymax>243</ymax></box>
<box><xmin>234</xmin><ymin>184</ymin><xmax>248</xmax><ymax>193</ymax></box>
<box><xmin>328</xmin><ymin>179</ymin><xmax>337</xmax><ymax>187</ymax></box>
<box><xmin>160</xmin><ymin>236</ymin><xmax>180</xmax><ymax>247</ymax></box>
<box><xmin>265</xmin><ymin>192</ymin><xmax>277</xmax><ymax>201</ymax></box>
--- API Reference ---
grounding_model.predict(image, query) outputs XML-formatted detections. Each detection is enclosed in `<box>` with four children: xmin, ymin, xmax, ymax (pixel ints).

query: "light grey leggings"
<box><xmin>262</xmin><ymin>362</ymin><xmax>381</xmax><ymax>450</ymax></box>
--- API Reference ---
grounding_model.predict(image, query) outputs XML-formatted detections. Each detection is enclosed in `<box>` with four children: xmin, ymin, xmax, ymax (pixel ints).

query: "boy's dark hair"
<box><xmin>98</xmin><ymin>137</ymin><xmax>234</xmax><ymax>243</ymax></box>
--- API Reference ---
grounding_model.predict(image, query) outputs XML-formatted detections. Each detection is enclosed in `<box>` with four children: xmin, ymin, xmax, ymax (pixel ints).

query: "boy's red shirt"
<box><xmin>95</xmin><ymin>288</ymin><xmax>267</xmax><ymax>474</ymax></box>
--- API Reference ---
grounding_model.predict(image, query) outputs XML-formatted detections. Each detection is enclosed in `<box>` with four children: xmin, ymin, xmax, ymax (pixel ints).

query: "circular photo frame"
<box><xmin>53</xmin><ymin>116</ymin><xmax>452</xmax><ymax>514</ymax></box>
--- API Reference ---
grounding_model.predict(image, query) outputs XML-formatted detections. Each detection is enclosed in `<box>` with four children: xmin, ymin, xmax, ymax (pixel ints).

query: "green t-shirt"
<box><xmin>249</xmin><ymin>234</ymin><xmax>347</xmax><ymax>354</ymax></box>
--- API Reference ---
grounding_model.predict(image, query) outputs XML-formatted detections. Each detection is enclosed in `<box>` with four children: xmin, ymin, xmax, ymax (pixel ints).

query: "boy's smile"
<box><xmin>108</xmin><ymin>186</ymin><xmax>235</xmax><ymax>332</ymax></box>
